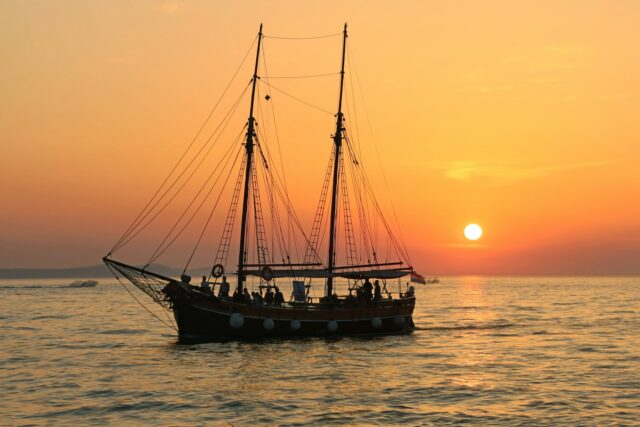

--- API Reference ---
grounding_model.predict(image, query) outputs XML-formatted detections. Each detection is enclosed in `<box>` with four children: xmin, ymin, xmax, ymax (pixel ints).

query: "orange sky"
<box><xmin>1</xmin><ymin>1</ymin><xmax>639</xmax><ymax>274</ymax></box>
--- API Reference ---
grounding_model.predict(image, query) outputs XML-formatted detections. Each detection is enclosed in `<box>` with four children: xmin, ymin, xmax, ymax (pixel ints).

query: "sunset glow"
<box><xmin>2</xmin><ymin>4</ymin><xmax>640</xmax><ymax>427</ymax></box>
<box><xmin>1</xmin><ymin>1</ymin><xmax>639</xmax><ymax>275</ymax></box>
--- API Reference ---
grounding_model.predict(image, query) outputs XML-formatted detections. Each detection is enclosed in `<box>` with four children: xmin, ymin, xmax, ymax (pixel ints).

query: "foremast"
<box><xmin>326</xmin><ymin>23</ymin><xmax>348</xmax><ymax>297</ymax></box>
<box><xmin>237</xmin><ymin>23</ymin><xmax>263</xmax><ymax>294</ymax></box>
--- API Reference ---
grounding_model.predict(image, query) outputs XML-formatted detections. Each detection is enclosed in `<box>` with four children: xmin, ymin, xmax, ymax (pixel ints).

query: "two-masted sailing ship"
<box><xmin>104</xmin><ymin>24</ymin><xmax>425</xmax><ymax>342</ymax></box>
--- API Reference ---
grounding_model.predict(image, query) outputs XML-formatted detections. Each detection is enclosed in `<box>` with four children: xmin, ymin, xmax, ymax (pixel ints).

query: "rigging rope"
<box><xmin>260</xmin><ymin>43</ymin><xmax>288</xmax><ymax>193</ymax></box>
<box><xmin>258</xmin><ymin>80</ymin><xmax>333</xmax><ymax>115</ymax></box>
<box><xmin>265</xmin><ymin>72</ymin><xmax>340</xmax><ymax>79</ymax></box>
<box><xmin>147</xmin><ymin>129</ymin><xmax>245</xmax><ymax>266</ymax></box>
<box><xmin>109</xmin><ymin>36</ymin><xmax>257</xmax><ymax>255</ymax></box>
<box><xmin>346</xmin><ymin>44</ymin><xmax>413</xmax><ymax>266</ymax></box>
<box><xmin>111</xmin><ymin>83</ymin><xmax>251</xmax><ymax>253</ymax></box>
<box><xmin>305</xmin><ymin>146</ymin><xmax>334</xmax><ymax>264</ymax></box>
<box><xmin>253</xmin><ymin>96</ymin><xmax>302</xmax><ymax>266</ymax></box>
<box><xmin>182</xmin><ymin>142</ymin><xmax>245</xmax><ymax>273</ymax></box>
<box><xmin>255</xmin><ymin>127</ymin><xmax>290</xmax><ymax>263</ymax></box>
<box><xmin>345</xmin><ymin>45</ymin><xmax>363</xmax><ymax>159</ymax></box>
<box><xmin>253</xmin><ymin>133</ymin><xmax>320</xmax><ymax>264</ymax></box>
<box><xmin>210</xmin><ymin>154</ymin><xmax>245</xmax><ymax>278</ymax></box>
<box><xmin>260</xmin><ymin>43</ymin><xmax>296</xmax><ymax>257</ymax></box>
<box><xmin>263</xmin><ymin>32</ymin><xmax>341</xmax><ymax>40</ymax></box>
<box><xmin>106</xmin><ymin>263</ymin><xmax>177</xmax><ymax>331</ymax></box>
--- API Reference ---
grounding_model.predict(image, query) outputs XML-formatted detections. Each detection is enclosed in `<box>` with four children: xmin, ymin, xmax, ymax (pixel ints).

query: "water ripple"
<box><xmin>1</xmin><ymin>276</ymin><xmax>639</xmax><ymax>425</ymax></box>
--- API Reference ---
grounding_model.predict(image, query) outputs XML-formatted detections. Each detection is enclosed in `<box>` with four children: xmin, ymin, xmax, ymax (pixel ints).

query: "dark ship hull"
<box><xmin>164</xmin><ymin>282</ymin><xmax>415</xmax><ymax>342</ymax></box>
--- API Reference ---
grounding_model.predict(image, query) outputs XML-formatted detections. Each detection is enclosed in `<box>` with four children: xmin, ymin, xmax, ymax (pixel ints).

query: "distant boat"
<box><xmin>68</xmin><ymin>280</ymin><xmax>98</xmax><ymax>288</ymax></box>
<box><xmin>104</xmin><ymin>24</ymin><xmax>428</xmax><ymax>342</ymax></box>
<box><xmin>409</xmin><ymin>272</ymin><xmax>438</xmax><ymax>284</ymax></box>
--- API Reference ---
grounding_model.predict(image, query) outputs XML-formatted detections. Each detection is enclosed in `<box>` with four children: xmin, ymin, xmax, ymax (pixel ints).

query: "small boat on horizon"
<box><xmin>68</xmin><ymin>280</ymin><xmax>98</xmax><ymax>288</ymax></box>
<box><xmin>104</xmin><ymin>24</ymin><xmax>427</xmax><ymax>342</ymax></box>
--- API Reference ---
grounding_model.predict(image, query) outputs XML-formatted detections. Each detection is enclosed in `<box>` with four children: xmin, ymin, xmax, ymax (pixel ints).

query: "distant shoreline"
<box><xmin>0</xmin><ymin>264</ymin><xmax>210</xmax><ymax>279</ymax></box>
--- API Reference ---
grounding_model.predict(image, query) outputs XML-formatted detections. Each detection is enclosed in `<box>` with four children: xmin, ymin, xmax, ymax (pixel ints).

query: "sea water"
<box><xmin>1</xmin><ymin>277</ymin><xmax>639</xmax><ymax>425</ymax></box>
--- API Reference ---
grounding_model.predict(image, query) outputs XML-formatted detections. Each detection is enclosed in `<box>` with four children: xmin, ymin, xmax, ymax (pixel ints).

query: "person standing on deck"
<box><xmin>218</xmin><ymin>276</ymin><xmax>230</xmax><ymax>298</ymax></box>
<box><xmin>200</xmin><ymin>276</ymin><xmax>211</xmax><ymax>293</ymax></box>
<box><xmin>363</xmin><ymin>278</ymin><xmax>373</xmax><ymax>301</ymax></box>
<box><xmin>242</xmin><ymin>288</ymin><xmax>251</xmax><ymax>304</ymax></box>
<box><xmin>264</xmin><ymin>287</ymin><xmax>274</xmax><ymax>305</ymax></box>
<box><xmin>273</xmin><ymin>286</ymin><xmax>285</xmax><ymax>306</ymax></box>
<box><xmin>373</xmin><ymin>280</ymin><xmax>381</xmax><ymax>302</ymax></box>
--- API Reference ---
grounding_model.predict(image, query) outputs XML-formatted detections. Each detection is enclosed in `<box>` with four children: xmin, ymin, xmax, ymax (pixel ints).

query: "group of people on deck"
<box><xmin>197</xmin><ymin>274</ymin><xmax>399</xmax><ymax>306</ymax></box>
<box><xmin>199</xmin><ymin>275</ymin><xmax>285</xmax><ymax>306</ymax></box>
<box><xmin>354</xmin><ymin>278</ymin><xmax>383</xmax><ymax>303</ymax></box>
<box><xmin>206</xmin><ymin>275</ymin><xmax>230</xmax><ymax>298</ymax></box>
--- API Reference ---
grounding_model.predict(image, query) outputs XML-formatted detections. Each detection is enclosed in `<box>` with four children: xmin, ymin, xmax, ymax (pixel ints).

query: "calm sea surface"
<box><xmin>1</xmin><ymin>277</ymin><xmax>639</xmax><ymax>426</ymax></box>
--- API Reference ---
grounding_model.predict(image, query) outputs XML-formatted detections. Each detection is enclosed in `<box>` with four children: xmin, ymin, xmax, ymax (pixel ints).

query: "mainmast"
<box><xmin>326</xmin><ymin>23</ymin><xmax>348</xmax><ymax>297</ymax></box>
<box><xmin>237</xmin><ymin>23</ymin><xmax>263</xmax><ymax>293</ymax></box>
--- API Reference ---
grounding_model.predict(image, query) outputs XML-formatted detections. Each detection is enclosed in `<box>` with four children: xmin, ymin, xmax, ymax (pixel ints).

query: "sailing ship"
<box><xmin>104</xmin><ymin>24</ymin><xmax>424</xmax><ymax>342</ymax></box>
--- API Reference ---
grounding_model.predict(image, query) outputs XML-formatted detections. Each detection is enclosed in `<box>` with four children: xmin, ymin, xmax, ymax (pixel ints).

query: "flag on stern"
<box><xmin>410</xmin><ymin>271</ymin><xmax>426</xmax><ymax>284</ymax></box>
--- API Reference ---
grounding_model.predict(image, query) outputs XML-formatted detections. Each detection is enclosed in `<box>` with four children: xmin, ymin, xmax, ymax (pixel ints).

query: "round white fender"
<box><xmin>371</xmin><ymin>317</ymin><xmax>382</xmax><ymax>329</ymax></box>
<box><xmin>393</xmin><ymin>315</ymin><xmax>405</xmax><ymax>327</ymax></box>
<box><xmin>263</xmin><ymin>318</ymin><xmax>275</xmax><ymax>331</ymax></box>
<box><xmin>327</xmin><ymin>320</ymin><xmax>338</xmax><ymax>332</ymax></box>
<box><xmin>229</xmin><ymin>313</ymin><xmax>244</xmax><ymax>329</ymax></box>
<box><xmin>290</xmin><ymin>320</ymin><xmax>301</xmax><ymax>331</ymax></box>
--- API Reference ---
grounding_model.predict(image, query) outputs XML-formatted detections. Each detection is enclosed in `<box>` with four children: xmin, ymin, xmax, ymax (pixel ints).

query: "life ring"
<box><xmin>211</xmin><ymin>264</ymin><xmax>224</xmax><ymax>278</ymax></box>
<box><xmin>261</xmin><ymin>266</ymin><xmax>274</xmax><ymax>282</ymax></box>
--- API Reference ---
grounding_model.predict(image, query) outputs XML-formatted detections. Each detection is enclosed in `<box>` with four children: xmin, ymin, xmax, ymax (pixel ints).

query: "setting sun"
<box><xmin>464</xmin><ymin>224</ymin><xmax>483</xmax><ymax>241</ymax></box>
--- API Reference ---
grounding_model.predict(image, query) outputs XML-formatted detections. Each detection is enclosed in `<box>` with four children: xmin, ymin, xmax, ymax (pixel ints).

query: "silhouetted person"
<box><xmin>218</xmin><ymin>276</ymin><xmax>230</xmax><ymax>298</ymax></box>
<box><xmin>200</xmin><ymin>276</ymin><xmax>210</xmax><ymax>293</ymax></box>
<box><xmin>373</xmin><ymin>280</ymin><xmax>381</xmax><ymax>302</ymax></box>
<box><xmin>264</xmin><ymin>287</ymin><xmax>274</xmax><ymax>305</ymax></box>
<box><xmin>363</xmin><ymin>278</ymin><xmax>373</xmax><ymax>301</ymax></box>
<box><xmin>243</xmin><ymin>288</ymin><xmax>251</xmax><ymax>304</ymax></box>
<box><xmin>232</xmin><ymin>287</ymin><xmax>241</xmax><ymax>302</ymax></box>
<box><xmin>273</xmin><ymin>286</ymin><xmax>284</xmax><ymax>305</ymax></box>
<box><xmin>252</xmin><ymin>291</ymin><xmax>263</xmax><ymax>306</ymax></box>
<box><xmin>406</xmin><ymin>285</ymin><xmax>415</xmax><ymax>298</ymax></box>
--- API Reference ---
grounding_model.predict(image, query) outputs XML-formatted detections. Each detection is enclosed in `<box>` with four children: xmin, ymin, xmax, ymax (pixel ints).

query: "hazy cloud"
<box><xmin>596</xmin><ymin>93</ymin><xmax>635</xmax><ymax>100</ymax></box>
<box><xmin>443</xmin><ymin>160</ymin><xmax>609</xmax><ymax>182</ymax></box>
<box><xmin>452</xmin><ymin>85</ymin><xmax>517</xmax><ymax>94</ymax></box>
<box><xmin>159</xmin><ymin>1</ymin><xmax>183</xmax><ymax>15</ymax></box>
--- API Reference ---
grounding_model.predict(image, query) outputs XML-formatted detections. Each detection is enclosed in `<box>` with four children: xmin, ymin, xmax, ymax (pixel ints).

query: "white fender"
<box><xmin>327</xmin><ymin>320</ymin><xmax>338</xmax><ymax>332</ymax></box>
<box><xmin>290</xmin><ymin>320</ymin><xmax>301</xmax><ymax>331</ymax></box>
<box><xmin>229</xmin><ymin>313</ymin><xmax>244</xmax><ymax>329</ymax></box>
<box><xmin>393</xmin><ymin>315</ymin><xmax>405</xmax><ymax>327</ymax></box>
<box><xmin>371</xmin><ymin>317</ymin><xmax>382</xmax><ymax>329</ymax></box>
<box><xmin>263</xmin><ymin>318</ymin><xmax>275</xmax><ymax>331</ymax></box>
